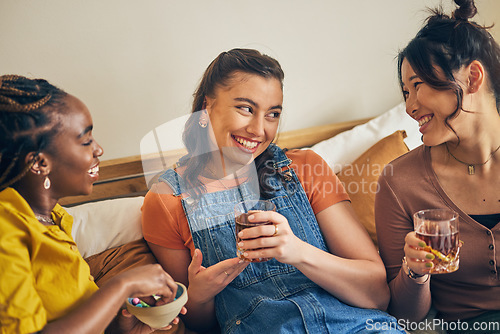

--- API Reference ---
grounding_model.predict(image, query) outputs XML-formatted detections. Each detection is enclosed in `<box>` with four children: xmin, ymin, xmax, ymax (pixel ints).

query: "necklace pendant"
<box><xmin>468</xmin><ymin>165</ymin><xmax>475</xmax><ymax>175</ymax></box>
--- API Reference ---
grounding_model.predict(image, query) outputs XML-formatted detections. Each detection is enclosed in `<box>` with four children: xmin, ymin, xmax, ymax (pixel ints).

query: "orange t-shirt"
<box><xmin>142</xmin><ymin>149</ymin><xmax>349</xmax><ymax>253</ymax></box>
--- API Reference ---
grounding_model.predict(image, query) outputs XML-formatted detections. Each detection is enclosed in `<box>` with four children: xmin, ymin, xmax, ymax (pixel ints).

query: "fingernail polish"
<box><xmin>426</xmin><ymin>254</ymin><xmax>435</xmax><ymax>260</ymax></box>
<box><xmin>425</xmin><ymin>262</ymin><xmax>433</xmax><ymax>268</ymax></box>
<box><xmin>418</xmin><ymin>241</ymin><xmax>426</xmax><ymax>248</ymax></box>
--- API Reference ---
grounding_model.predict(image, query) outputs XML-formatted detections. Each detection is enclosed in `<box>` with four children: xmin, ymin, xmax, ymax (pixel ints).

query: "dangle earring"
<box><xmin>43</xmin><ymin>176</ymin><xmax>51</xmax><ymax>190</ymax></box>
<box><xmin>199</xmin><ymin>110</ymin><xmax>209</xmax><ymax>128</ymax></box>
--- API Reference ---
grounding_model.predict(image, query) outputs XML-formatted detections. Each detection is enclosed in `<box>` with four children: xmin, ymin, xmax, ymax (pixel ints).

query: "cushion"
<box><xmin>84</xmin><ymin>238</ymin><xmax>157</xmax><ymax>286</ymax></box>
<box><xmin>311</xmin><ymin>102</ymin><xmax>420</xmax><ymax>173</ymax></box>
<box><xmin>84</xmin><ymin>239</ymin><xmax>192</xmax><ymax>334</ymax></box>
<box><xmin>337</xmin><ymin>130</ymin><xmax>410</xmax><ymax>248</ymax></box>
<box><xmin>65</xmin><ymin>196</ymin><xmax>145</xmax><ymax>258</ymax></box>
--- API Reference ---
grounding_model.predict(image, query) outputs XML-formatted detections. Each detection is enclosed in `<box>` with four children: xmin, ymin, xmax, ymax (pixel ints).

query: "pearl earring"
<box><xmin>43</xmin><ymin>176</ymin><xmax>51</xmax><ymax>190</ymax></box>
<box><xmin>199</xmin><ymin>110</ymin><xmax>209</xmax><ymax>128</ymax></box>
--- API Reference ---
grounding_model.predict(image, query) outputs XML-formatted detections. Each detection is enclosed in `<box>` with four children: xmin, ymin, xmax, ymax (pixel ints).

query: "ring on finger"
<box><xmin>273</xmin><ymin>224</ymin><xmax>278</xmax><ymax>236</ymax></box>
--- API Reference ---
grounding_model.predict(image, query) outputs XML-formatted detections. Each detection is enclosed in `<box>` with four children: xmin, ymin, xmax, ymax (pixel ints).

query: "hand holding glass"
<box><xmin>235</xmin><ymin>200</ymin><xmax>276</xmax><ymax>262</ymax></box>
<box><xmin>413</xmin><ymin>209</ymin><xmax>460</xmax><ymax>274</ymax></box>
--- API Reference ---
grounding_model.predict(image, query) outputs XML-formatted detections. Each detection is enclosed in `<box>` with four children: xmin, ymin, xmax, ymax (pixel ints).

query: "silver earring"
<box><xmin>199</xmin><ymin>119</ymin><xmax>208</xmax><ymax>128</ymax></box>
<box><xmin>199</xmin><ymin>110</ymin><xmax>208</xmax><ymax>128</ymax></box>
<box><xmin>43</xmin><ymin>176</ymin><xmax>51</xmax><ymax>190</ymax></box>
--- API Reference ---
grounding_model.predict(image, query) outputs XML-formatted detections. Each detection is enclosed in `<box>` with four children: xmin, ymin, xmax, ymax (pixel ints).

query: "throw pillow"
<box><xmin>337</xmin><ymin>130</ymin><xmax>410</xmax><ymax>248</ymax></box>
<box><xmin>311</xmin><ymin>103</ymin><xmax>420</xmax><ymax>173</ymax></box>
<box><xmin>85</xmin><ymin>238</ymin><xmax>157</xmax><ymax>287</ymax></box>
<box><xmin>65</xmin><ymin>196</ymin><xmax>144</xmax><ymax>258</ymax></box>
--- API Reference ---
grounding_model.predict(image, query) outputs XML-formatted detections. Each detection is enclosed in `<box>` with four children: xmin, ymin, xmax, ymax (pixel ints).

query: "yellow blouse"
<box><xmin>0</xmin><ymin>187</ymin><xmax>98</xmax><ymax>334</ymax></box>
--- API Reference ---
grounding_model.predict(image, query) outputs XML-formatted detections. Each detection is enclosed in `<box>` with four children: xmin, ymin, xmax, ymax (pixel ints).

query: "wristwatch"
<box><xmin>402</xmin><ymin>257</ymin><xmax>429</xmax><ymax>283</ymax></box>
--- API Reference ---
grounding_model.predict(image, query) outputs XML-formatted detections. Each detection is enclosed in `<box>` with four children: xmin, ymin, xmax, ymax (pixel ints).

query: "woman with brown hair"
<box><xmin>142</xmin><ymin>49</ymin><xmax>404</xmax><ymax>333</ymax></box>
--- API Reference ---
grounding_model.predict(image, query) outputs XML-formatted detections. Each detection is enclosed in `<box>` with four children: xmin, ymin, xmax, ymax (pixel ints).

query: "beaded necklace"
<box><xmin>35</xmin><ymin>214</ymin><xmax>56</xmax><ymax>225</ymax></box>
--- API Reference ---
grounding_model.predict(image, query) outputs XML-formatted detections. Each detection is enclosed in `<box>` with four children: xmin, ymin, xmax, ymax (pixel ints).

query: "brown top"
<box><xmin>375</xmin><ymin>145</ymin><xmax>500</xmax><ymax>321</ymax></box>
<box><xmin>142</xmin><ymin>149</ymin><xmax>350</xmax><ymax>255</ymax></box>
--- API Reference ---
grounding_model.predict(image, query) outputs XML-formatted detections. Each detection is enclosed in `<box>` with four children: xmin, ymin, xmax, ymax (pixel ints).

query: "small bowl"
<box><xmin>125</xmin><ymin>282</ymin><xmax>188</xmax><ymax>329</ymax></box>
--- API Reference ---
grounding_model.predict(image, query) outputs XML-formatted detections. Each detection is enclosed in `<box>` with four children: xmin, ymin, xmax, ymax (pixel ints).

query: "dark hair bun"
<box><xmin>453</xmin><ymin>0</ymin><xmax>477</xmax><ymax>21</ymax></box>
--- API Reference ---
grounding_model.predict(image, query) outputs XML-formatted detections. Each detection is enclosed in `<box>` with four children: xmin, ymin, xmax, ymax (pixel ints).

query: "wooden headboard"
<box><xmin>59</xmin><ymin>117</ymin><xmax>371</xmax><ymax>206</ymax></box>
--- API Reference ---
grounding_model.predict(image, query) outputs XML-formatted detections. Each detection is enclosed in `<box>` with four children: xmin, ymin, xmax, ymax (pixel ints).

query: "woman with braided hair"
<box><xmin>0</xmin><ymin>75</ymin><xmax>185</xmax><ymax>334</ymax></box>
<box><xmin>375</xmin><ymin>0</ymin><xmax>500</xmax><ymax>330</ymax></box>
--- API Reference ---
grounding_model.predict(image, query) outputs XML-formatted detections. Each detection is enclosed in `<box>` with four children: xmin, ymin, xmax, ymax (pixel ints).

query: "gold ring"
<box><xmin>273</xmin><ymin>224</ymin><xmax>278</xmax><ymax>236</ymax></box>
<box><xmin>224</xmin><ymin>271</ymin><xmax>229</xmax><ymax>276</ymax></box>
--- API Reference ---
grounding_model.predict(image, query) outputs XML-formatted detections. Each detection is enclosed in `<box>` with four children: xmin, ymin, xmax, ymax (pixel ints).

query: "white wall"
<box><xmin>2</xmin><ymin>0</ymin><xmax>499</xmax><ymax>160</ymax></box>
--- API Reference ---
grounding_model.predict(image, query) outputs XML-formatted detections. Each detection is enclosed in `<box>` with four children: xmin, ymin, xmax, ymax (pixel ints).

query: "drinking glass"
<box><xmin>234</xmin><ymin>199</ymin><xmax>276</xmax><ymax>262</ymax></box>
<box><xmin>413</xmin><ymin>208</ymin><xmax>460</xmax><ymax>274</ymax></box>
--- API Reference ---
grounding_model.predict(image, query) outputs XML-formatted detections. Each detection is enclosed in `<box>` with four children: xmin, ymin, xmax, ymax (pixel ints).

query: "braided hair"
<box><xmin>397</xmin><ymin>0</ymin><xmax>500</xmax><ymax>128</ymax></box>
<box><xmin>179</xmin><ymin>48</ymin><xmax>285</xmax><ymax>198</ymax></box>
<box><xmin>0</xmin><ymin>75</ymin><xmax>67</xmax><ymax>191</ymax></box>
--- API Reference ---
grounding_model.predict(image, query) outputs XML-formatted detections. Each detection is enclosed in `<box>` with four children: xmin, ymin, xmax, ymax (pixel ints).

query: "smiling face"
<box><xmin>44</xmin><ymin>94</ymin><xmax>103</xmax><ymax>197</ymax></box>
<box><xmin>205</xmin><ymin>72</ymin><xmax>283</xmax><ymax>167</ymax></box>
<box><xmin>401</xmin><ymin>58</ymin><xmax>465</xmax><ymax>146</ymax></box>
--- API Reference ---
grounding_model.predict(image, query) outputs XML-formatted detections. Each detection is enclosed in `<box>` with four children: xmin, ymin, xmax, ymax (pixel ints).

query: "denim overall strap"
<box><xmin>265</xmin><ymin>144</ymin><xmax>329</xmax><ymax>252</ymax></box>
<box><xmin>158</xmin><ymin>169</ymin><xmax>184</xmax><ymax>197</ymax></box>
<box><xmin>270</xmin><ymin>144</ymin><xmax>292</xmax><ymax>169</ymax></box>
<box><xmin>160</xmin><ymin>147</ymin><xmax>404</xmax><ymax>334</ymax></box>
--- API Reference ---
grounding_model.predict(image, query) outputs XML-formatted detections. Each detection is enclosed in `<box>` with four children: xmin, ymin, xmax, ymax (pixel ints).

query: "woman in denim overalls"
<box><xmin>143</xmin><ymin>49</ymin><xmax>404</xmax><ymax>333</ymax></box>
